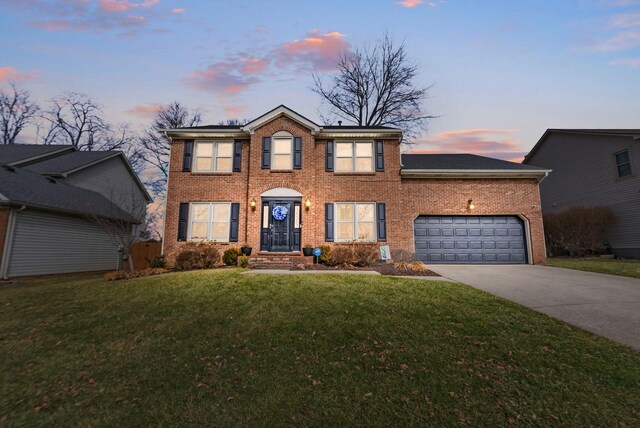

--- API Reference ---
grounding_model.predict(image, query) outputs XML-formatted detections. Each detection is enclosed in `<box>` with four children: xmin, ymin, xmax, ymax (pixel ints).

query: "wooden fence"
<box><xmin>130</xmin><ymin>242</ymin><xmax>162</xmax><ymax>271</ymax></box>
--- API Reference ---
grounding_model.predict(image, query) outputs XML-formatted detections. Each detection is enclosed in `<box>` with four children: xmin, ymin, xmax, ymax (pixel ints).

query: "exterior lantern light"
<box><xmin>305</xmin><ymin>197</ymin><xmax>311</xmax><ymax>210</ymax></box>
<box><xmin>250</xmin><ymin>197</ymin><xmax>257</xmax><ymax>211</ymax></box>
<box><xmin>467</xmin><ymin>199</ymin><xmax>476</xmax><ymax>211</ymax></box>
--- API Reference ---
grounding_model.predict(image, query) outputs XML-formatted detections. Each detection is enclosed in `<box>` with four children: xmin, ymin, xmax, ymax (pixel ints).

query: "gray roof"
<box><xmin>25</xmin><ymin>151</ymin><xmax>119</xmax><ymax>175</ymax></box>
<box><xmin>0</xmin><ymin>165</ymin><xmax>137</xmax><ymax>223</ymax></box>
<box><xmin>0</xmin><ymin>144</ymin><xmax>74</xmax><ymax>165</ymax></box>
<box><xmin>401</xmin><ymin>154</ymin><xmax>545</xmax><ymax>170</ymax></box>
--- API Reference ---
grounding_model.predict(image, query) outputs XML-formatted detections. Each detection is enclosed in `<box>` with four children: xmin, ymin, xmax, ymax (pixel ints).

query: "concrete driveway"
<box><xmin>429</xmin><ymin>265</ymin><xmax>640</xmax><ymax>350</ymax></box>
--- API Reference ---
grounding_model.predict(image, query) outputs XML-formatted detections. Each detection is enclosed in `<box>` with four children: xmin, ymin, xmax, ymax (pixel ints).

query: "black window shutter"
<box><xmin>325</xmin><ymin>140</ymin><xmax>334</xmax><ymax>171</ymax></box>
<box><xmin>325</xmin><ymin>203</ymin><xmax>334</xmax><ymax>242</ymax></box>
<box><xmin>178</xmin><ymin>203</ymin><xmax>189</xmax><ymax>241</ymax></box>
<box><xmin>229</xmin><ymin>203</ymin><xmax>240</xmax><ymax>242</ymax></box>
<box><xmin>182</xmin><ymin>140</ymin><xmax>194</xmax><ymax>172</ymax></box>
<box><xmin>262</xmin><ymin>137</ymin><xmax>271</xmax><ymax>169</ymax></box>
<box><xmin>375</xmin><ymin>140</ymin><xmax>384</xmax><ymax>172</ymax></box>
<box><xmin>233</xmin><ymin>140</ymin><xmax>242</xmax><ymax>172</ymax></box>
<box><xmin>376</xmin><ymin>203</ymin><xmax>387</xmax><ymax>241</ymax></box>
<box><xmin>293</xmin><ymin>137</ymin><xmax>302</xmax><ymax>169</ymax></box>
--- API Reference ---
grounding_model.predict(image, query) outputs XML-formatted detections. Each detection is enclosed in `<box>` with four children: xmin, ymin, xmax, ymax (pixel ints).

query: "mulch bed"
<box><xmin>290</xmin><ymin>263</ymin><xmax>440</xmax><ymax>277</ymax></box>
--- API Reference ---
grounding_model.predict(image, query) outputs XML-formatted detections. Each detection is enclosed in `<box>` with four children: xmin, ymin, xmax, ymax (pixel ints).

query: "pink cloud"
<box><xmin>126</xmin><ymin>103</ymin><xmax>162</xmax><ymax>118</ymax></box>
<box><xmin>276</xmin><ymin>30</ymin><xmax>350</xmax><ymax>71</ymax></box>
<box><xmin>611</xmin><ymin>11</ymin><xmax>640</xmax><ymax>28</ymax></box>
<box><xmin>240</xmin><ymin>58</ymin><xmax>269</xmax><ymax>74</ymax></box>
<box><xmin>0</xmin><ymin>66</ymin><xmax>39</xmax><ymax>82</ymax></box>
<box><xmin>171</xmin><ymin>7</ymin><xmax>185</xmax><ymax>14</ymax></box>
<box><xmin>408</xmin><ymin>129</ymin><xmax>527</xmax><ymax>161</ymax></box>
<box><xmin>398</xmin><ymin>0</ymin><xmax>442</xmax><ymax>8</ymax></box>
<box><xmin>186</xmin><ymin>61</ymin><xmax>261</xmax><ymax>94</ymax></box>
<box><xmin>224</xmin><ymin>105</ymin><xmax>246</xmax><ymax>117</ymax></box>
<box><xmin>99</xmin><ymin>0</ymin><xmax>159</xmax><ymax>13</ymax></box>
<box><xmin>590</xmin><ymin>31</ymin><xmax>640</xmax><ymax>51</ymax></box>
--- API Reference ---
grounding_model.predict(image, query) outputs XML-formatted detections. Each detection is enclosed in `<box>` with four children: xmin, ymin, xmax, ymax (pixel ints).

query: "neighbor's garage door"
<box><xmin>414</xmin><ymin>216</ymin><xmax>527</xmax><ymax>264</ymax></box>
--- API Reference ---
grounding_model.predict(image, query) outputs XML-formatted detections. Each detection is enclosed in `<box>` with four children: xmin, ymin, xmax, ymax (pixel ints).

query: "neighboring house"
<box><xmin>163</xmin><ymin>105</ymin><xmax>549</xmax><ymax>266</ymax></box>
<box><xmin>0</xmin><ymin>145</ymin><xmax>152</xmax><ymax>278</ymax></box>
<box><xmin>523</xmin><ymin>129</ymin><xmax>640</xmax><ymax>258</ymax></box>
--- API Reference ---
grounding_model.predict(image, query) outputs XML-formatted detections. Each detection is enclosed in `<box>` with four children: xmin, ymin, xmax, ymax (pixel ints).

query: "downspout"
<box><xmin>0</xmin><ymin>205</ymin><xmax>26</xmax><ymax>280</ymax></box>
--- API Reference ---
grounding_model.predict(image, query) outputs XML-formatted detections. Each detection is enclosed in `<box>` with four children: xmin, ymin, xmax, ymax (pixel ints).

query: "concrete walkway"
<box><xmin>242</xmin><ymin>270</ymin><xmax>381</xmax><ymax>275</ymax></box>
<box><xmin>429</xmin><ymin>265</ymin><xmax>640</xmax><ymax>349</ymax></box>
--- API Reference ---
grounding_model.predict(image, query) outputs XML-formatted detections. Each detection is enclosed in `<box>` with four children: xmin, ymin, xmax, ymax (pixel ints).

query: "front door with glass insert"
<box><xmin>260</xmin><ymin>198</ymin><xmax>302</xmax><ymax>252</ymax></box>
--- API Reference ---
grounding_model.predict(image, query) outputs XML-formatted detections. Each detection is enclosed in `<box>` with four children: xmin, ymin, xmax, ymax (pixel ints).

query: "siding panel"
<box><xmin>526</xmin><ymin>133</ymin><xmax>640</xmax><ymax>252</ymax></box>
<box><xmin>7</xmin><ymin>210</ymin><xmax>119</xmax><ymax>277</ymax></box>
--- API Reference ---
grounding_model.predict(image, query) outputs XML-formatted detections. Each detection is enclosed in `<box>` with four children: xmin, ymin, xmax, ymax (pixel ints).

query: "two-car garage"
<box><xmin>413</xmin><ymin>215</ymin><xmax>528</xmax><ymax>264</ymax></box>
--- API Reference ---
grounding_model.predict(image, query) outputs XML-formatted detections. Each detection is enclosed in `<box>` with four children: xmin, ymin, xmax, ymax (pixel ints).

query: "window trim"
<box><xmin>187</xmin><ymin>202</ymin><xmax>232</xmax><ymax>242</ymax></box>
<box><xmin>271</xmin><ymin>134</ymin><xmax>294</xmax><ymax>171</ymax></box>
<box><xmin>334</xmin><ymin>141</ymin><xmax>374</xmax><ymax>172</ymax></box>
<box><xmin>193</xmin><ymin>140</ymin><xmax>233</xmax><ymax>173</ymax></box>
<box><xmin>334</xmin><ymin>202</ymin><xmax>377</xmax><ymax>242</ymax></box>
<box><xmin>614</xmin><ymin>148</ymin><xmax>633</xmax><ymax>178</ymax></box>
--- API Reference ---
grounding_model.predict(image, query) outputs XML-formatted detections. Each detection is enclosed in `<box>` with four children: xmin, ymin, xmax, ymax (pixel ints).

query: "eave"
<box><xmin>400</xmin><ymin>169</ymin><xmax>551</xmax><ymax>181</ymax></box>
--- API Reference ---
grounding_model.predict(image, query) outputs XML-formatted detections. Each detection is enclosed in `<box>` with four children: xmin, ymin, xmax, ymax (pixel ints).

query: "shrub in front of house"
<box><xmin>327</xmin><ymin>243</ymin><xmax>378</xmax><ymax>267</ymax></box>
<box><xmin>543</xmin><ymin>206</ymin><xmax>616</xmax><ymax>257</ymax></box>
<box><xmin>318</xmin><ymin>245</ymin><xmax>332</xmax><ymax>264</ymax></box>
<box><xmin>174</xmin><ymin>244</ymin><xmax>221</xmax><ymax>271</ymax></box>
<box><xmin>223</xmin><ymin>248</ymin><xmax>241</xmax><ymax>266</ymax></box>
<box><xmin>239</xmin><ymin>255</ymin><xmax>249</xmax><ymax>268</ymax></box>
<box><xmin>390</xmin><ymin>249</ymin><xmax>415</xmax><ymax>262</ymax></box>
<box><xmin>150</xmin><ymin>255</ymin><xmax>165</xmax><ymax>269</ymax></box>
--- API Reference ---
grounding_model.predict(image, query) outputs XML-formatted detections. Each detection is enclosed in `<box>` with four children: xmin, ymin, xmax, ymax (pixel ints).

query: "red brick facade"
<box><xmin>164</xmin><ymin>115</ymin><xmax>546</xmax><ymax>265</ymax></box>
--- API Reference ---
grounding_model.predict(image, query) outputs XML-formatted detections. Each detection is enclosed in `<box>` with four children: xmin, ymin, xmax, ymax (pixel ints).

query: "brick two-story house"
<box><xmin>163</xmin><ymin>105</ymin><xmax>549</xmax><ymax>265</ymax></box>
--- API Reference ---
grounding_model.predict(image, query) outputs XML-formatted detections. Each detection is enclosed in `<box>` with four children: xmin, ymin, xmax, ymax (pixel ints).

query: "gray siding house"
<box><xmin>0</xmin><ymin>145</ymin><xmax>151</xmax><ymax>279</ymax></box>
<box><xmin>523</xmin><ymin>130</ymin><xmax>640</xmax><ymax>258</ymax></box>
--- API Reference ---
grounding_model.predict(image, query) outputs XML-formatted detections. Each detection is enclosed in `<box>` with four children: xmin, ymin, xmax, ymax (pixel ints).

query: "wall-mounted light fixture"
<box><xmin>250</xmin><ymin>197</ymin><xmax>257</xmax><ymax>211</ymax></box>
<box><xmin>466</xmin><ymin>199</ymin><xmax>476</xmax><ymax>211</ymax></box>
<box><xmin>305</xmin><ymin>197</ymin><xmax>311</xmax><ymax>211</ymax></box>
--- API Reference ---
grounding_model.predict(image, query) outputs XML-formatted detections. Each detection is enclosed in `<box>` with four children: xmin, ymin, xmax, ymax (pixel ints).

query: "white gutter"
<box><xmin>0</xmin><ymin>205</ymin><xmax>26</xmax><ymax>280</ymax></box>
<box><xmin>400</xmin><ymin>168</ymin><xmax>551</xmax><ymax>178</ymax></box>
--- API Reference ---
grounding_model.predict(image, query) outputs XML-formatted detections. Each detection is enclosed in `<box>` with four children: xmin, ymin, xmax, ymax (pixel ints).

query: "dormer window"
<box><xmin>272</xmin><ymin>131</ymin><xmax>293</xmax><ymax>170</ymax></box>
<box><xmin>194</xmin><ymin>141</ymin><xmax>233</xmax><ymax>172</ymax></box>
<box><xmin>615</xmin><ymin>149</ymin><xmax>632</xmax><ymax>178</ymax></box>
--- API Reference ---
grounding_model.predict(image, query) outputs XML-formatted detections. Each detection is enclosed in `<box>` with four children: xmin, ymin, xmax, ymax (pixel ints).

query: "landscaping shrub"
<box><xmin>150</xmin><ymin>255</ymin><xmax>165</xmax><ymax>269</ymax></box>
<box><xmin>391</xmin><ymin>249</ymin><xmax>415</xmax><ymax>262</ymax></box>
<box><xmin>174</xmin><ymin>244</ymin><xmax>221</xmax><ymax>271</ymax></box>
<box><xmin>105</xmin><ymin>268</ymin><xmax>169</xmax><ymax>281</ymax></box>
<box><xmin>327</xmin><ymin>243</ymin><xmax>378</xmax><ymax>267</ymax></box>
<box><xmin>543</xmin><ymin>206</ymin><xmax>616</xmax><ymax>257</ymax></box>
<box><xmin>318</xmin><ymin>245</ymin><xmax>332</xmax><ymax>264</ymax></box>
<box><xmin>223</xmin><ymin>248</ymin><xmax>241</xmax><ymax>266</ymax></box>
<box><xmin>239</xmin><ymin>255</ymin><xmax>249</xmax><ymax>268</ymax></box>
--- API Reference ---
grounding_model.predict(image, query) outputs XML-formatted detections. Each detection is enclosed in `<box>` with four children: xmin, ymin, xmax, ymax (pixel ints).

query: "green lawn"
<box><xmin>1</xmin><ymin>270</ymin><xmax>638</xmax><ymax>426</ymax></box>
<box><xmin>547</xmin><ymin>257</ymin><xmax>640</xmax><ymax>279</ymax></box>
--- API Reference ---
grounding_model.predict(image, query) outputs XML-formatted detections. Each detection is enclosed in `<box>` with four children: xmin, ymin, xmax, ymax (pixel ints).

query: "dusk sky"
<box><xmin>1</xmin><ymin>0</ymin><xmax>639</xmax><ymax>161</ymax></box>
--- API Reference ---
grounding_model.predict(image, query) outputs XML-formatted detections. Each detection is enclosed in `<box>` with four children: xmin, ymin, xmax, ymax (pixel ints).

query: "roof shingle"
<box><xmin>401</xmin><ymin>154</ymin><xmax>545</xmax><ymax>170</ymax></box>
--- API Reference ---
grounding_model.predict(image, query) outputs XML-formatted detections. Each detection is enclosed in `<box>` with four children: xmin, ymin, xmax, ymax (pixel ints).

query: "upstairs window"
<box><xmin>189</xmin><ymin>202</ymin><xmax>231</xmax><ymax>241</ymax></box>
<box><xmin>615</xmin><ymin>150</ymin><xmax>632</xmax><ymax>178</ymax></box>
<box><xmin>335</xmin><ymin>202</ymin><xmax>376</xmax><ymax>241</ymax></box>
<box><xmin>335</xmin><ymin>141</ymin><xmax>373</xmax><ymax>172</ymax></box>
<box><xmin>194</xmin><ymin>141</ymin><xmax>233</xmax><ymax>172</ymax></box>
<box><xmin>272</xmin><ymin>131</ymin><xmax>293</xmax><ymax>170</ymax></box>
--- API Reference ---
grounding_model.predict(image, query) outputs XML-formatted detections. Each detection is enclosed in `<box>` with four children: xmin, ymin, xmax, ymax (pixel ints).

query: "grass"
<box><xmin>547</xmin><ymin>257</ymin><xmax>640</xmax><ymax>279</ymax></box>
<box><xmin>1</xmin><ymin>270</ymin><xmax>639</xmax><ymax>426</ymax></box>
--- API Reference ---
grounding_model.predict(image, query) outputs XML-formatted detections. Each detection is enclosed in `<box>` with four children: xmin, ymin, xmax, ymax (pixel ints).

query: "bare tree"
<box><xmin>217</xmin><ymin>118</ymin><xmax>247</xmax><ymax>126</ymax></box>
<box><xmin>0</xmin><ymin>83</ymin><xmax>39</xmax><ymax>145</ymax></box>
<box><xmin>86</xmin><ymin>190</ymin><xmax>147</xmax><ymax>272</ymax></box>
<box><xmin>139</xmin><ymin>102</ymin><xmax>201</xmax><ymax>194</ymax></box>
<box><xmin>39</xmin><ymin>92</ymin><xmax>110</xmax><ymax>150</ymax></box>
<box><xmin>312</xmin><ymin>34</ymin><xmax>434</xmax><ymax>143</ymax></box>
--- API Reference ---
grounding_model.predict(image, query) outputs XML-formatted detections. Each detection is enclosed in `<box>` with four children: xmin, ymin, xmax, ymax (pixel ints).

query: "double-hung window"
<box><xmin>335</xmin><ymin>203</ymin><xmax>376</xmax><ymax>241</ymax></box>
<box><xmin>194</xmin><ymin>141</ymin><xmax>233</xmax><ymax>172</ymax></box>
<box><xmin>271</xmin><ymin>131</ymin><xmax>293</xmax><ymax>170</ymax></box>
<box><xmin>335</xmin><ymin>141</ymin><xmax>373</xmax><ymax>172</ymax></box>
<box><xmin>615</xmin><ymin>150</ymin><xmax>632</xmax><ymax>178</ymax></box>
<box><xmin>189</xmin><ymin>203</ymin><xmax>231</xmax><ymax>241</ymax></box>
